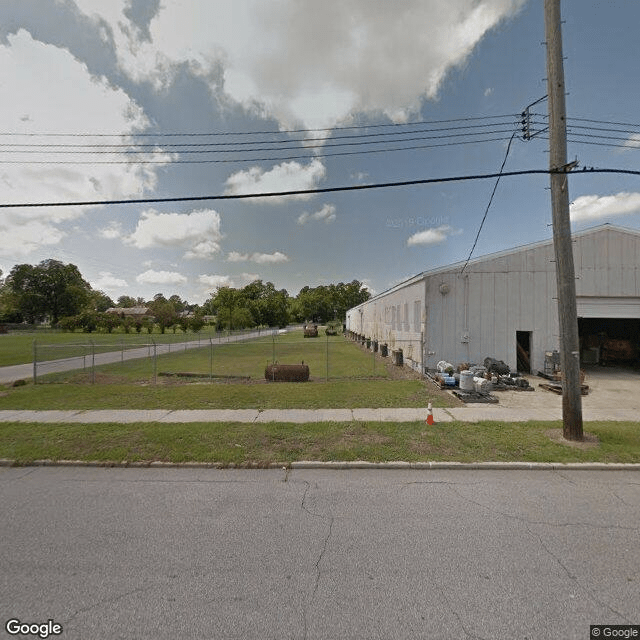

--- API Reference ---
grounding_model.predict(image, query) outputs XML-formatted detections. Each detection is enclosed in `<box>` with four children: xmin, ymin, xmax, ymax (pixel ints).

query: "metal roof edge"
<box><xmin>347</xmin><ymin>223</ymin><xmax>640</xmax><ymax>311</ymax></box>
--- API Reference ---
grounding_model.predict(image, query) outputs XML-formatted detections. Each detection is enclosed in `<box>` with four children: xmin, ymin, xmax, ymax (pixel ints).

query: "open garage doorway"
<box><xmin>578</xmin><ymin>317</ymin><xmax>640</xmax><ymax>366</ymax></box>
<box><xmin>516</xmin><ymin>331</ymin><xmax>531</xmax><ymax>373</ymax></box>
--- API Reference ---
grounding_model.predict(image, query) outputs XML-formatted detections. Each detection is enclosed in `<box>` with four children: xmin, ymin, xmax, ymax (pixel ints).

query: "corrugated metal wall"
<box><xmin>346</xmin><ymin>226</ymin><xmax>640</xmax><ymax>374</ymax></box>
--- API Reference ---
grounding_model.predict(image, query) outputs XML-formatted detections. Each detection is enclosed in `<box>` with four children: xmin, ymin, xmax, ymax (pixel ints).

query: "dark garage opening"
<box><xmin>578</xmin><ymin>317</ymin><xmax>640</xmax><ymax>365</ymax></box>
<box><xmin>516</xmin><ymin>331</ymin><xmax>531</xmax><ymax>373</ymax></box>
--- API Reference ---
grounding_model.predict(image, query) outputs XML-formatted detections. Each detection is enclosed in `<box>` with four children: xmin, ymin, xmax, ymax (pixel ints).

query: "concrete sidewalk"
<box><xmin>0</xmin><ymin>405</ymin><xmax>637</xmax><ymax>422</ymax></box>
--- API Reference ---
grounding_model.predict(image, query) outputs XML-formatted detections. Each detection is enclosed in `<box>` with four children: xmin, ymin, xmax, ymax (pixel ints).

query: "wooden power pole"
<box><xmin>544</xmin><ymin>0</ymin><xmax>583</xmax><ymax>440</ymax></box>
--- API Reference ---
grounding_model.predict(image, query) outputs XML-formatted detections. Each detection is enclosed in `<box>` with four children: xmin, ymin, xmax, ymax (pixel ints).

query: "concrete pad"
<box><xmin>67</xmin><ymin>410</ymin><xmax>172</xmax><ymax>423</ymax></box>
<box><xmin>582</xmin><ymin>408</ymin><xmax>640</xmax><ymax>421</ymax></box>
<box><xmin>160</xmin><ymin>410</ymin><xmax>259</xmax><ymax>423</ymax></box>
<box><xmin>255</xmin><ymin>409</ymin><xmax>352</xmax><ymax>423</ymax></box>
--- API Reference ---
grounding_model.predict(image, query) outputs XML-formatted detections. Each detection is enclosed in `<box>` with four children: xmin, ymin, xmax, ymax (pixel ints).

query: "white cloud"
<box><xmin>199</xmin><ymin>274</ymin><xmax>234</xmax><ymax>289</ymax></box>
<box><xmin>195</xmin><ymin>272</ymin><xmax>260</xmax><ymax>302</ymax></box>
<box><xmin>298</xmin><ymin>204</ymin><xmax>337</xmax><ymax>225</ymax></box>
<box><xmin>225</xmin><ymin>159</ymin><xmax>326</xmax><ymax>203</ymax></box>
<box><xmin>252</xmin><ymin>251</ymin><xmax>289</xmax><ymax>264</ymax></box>
<box><xmin>623</xmin><ymin>134</ymin><xmax>640</xmax><ymax>149</ymax></box>
<box><xmin>72</xmin><ymin>0</ymin><xmax>525</xmax><ymax>131</ymax></box>
<box><xmin>0</xmin><ymin>29</ymin><xmax>169</xmax><ymax>260</ymax></box>
<box><xmin>136</xmin><ymin>269</ymin><xmax>187</xmax><ymax>285</ymax></box>
<box><xmin>227</xmin><ymin>251</ymin><xmax>249</xmax><ymax>263</ymax></box>
<box><xmin>571</xmin><ymin>192</ymin><xmax>640</xmax><ymax>222</ymax></box>
<box><xmin>184</xmin><ymin>240</ymin><xmax>223</xmax><ymax>261</ymax></box>
<box><xmin>407</xmin><ymin>225</ymin><xmax>461</xmax><ymax>246</ymax></box>
<box><xmin>91</xmin><ymin>271</ymin><xmax>129</xmax><ymax>291</ymax></box>
<box><xmin>125</xmin><ymin>209</ymin><xmax>223</xmax><ymax>258</ymax></box>
<box><xmin>226</xmin><ymin>251</ymin><xmax>289</xmax><ymax>264</ymax></box>
<box><xmin>0</xmin><ymin>220</ymin><xmax>65</xmax><ymax>257</ymax></box>
<box><xmin>99</xmin><ymin>222</ymin><xmax>124</xmax><ymax>240</ymax></box>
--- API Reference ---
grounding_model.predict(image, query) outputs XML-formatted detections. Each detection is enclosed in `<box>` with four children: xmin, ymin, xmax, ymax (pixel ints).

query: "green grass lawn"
<box><xmin>0</xmin><ymin>330</ymin><xmax>455</xmax><ymax>409</ymax></box>
<box><xmin>0</xmin><ymin>379</ymin><xmax>445</xmax><ymax>409</ymax></box>
<box><xmin>0</xmin><ymin>326</ymin><xmax>255</xmax><ymax>367</ymax></box>
<box><xmin>3</xmin><ymin>329</ymin><xmax>635</xmax><ymax>466</ymax></box>
<box><xmin>1</xmin><ymin>420</ymin><xmax>638</xmax><ymax>465</ymax></box>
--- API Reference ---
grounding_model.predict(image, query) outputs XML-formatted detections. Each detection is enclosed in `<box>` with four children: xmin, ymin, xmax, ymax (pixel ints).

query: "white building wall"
<box><xmin>346</xmin><ymin>225</ymin><xmax>640</xmax><ymax>375</ymax></box>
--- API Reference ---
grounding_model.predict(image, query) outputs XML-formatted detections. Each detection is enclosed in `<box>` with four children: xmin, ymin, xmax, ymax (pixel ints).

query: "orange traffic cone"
<box><xmin>426</xmin><ymin>402</ymin><xmax>434</xmax><ymax>425</ymax></box>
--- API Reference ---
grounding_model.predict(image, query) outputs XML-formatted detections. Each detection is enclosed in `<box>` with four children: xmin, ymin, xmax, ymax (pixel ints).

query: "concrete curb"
<box><xmin>0</xmin><ymin>408</ymin><xmax>638</xmax><ymax>423</ymax></box>
<box><xmin>1</xmin><ymin>458</ymin><xmax>639</xmax><ymax>470</ymax></box>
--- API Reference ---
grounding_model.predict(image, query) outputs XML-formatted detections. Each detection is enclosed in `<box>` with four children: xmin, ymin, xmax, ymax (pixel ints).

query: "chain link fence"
<box><xmin>32</xmin><ymin>328</ymin><xmax>280</xmax><ymax>384</ymax></box>
<box><xmin>31</xmin><ymin>327</ymin><xmax>420</xmax><ymax>384</ymax></box>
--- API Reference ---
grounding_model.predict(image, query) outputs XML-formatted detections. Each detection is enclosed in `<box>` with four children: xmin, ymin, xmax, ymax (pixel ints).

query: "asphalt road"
<box><xmin>1</xmin><ymin>467</ymin><xmax>638</xmax><ymax>639</ymax></box>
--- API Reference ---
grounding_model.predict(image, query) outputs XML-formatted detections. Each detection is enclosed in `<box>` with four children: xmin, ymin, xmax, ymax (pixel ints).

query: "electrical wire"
<box><xmin>0</xmin><ymin>120</ymin><xmax>519</xmax><ymax>150</ymax></box>
<box><xmin>461</xmin><ymin>132</ymin><xmax>517</xmax><ymax>273</ymax></box>
<box><xmin>0</xmin><ymin>113</ymin><xmax>519</xmax><ymax>139</ymax></box>
<box><xmin>0</xmin><ymin>127</ymin><xmax>521</xmax><ymax>156</ymax></box>
<box><xmin>0</xmin><ymin>135</ymin><xmax>518</xmax><ymax>165</ymax></box>
<box><xmin>2</xmin><ymin>167</ymin><xmax>639</xmax><ymax>210</ymax></box>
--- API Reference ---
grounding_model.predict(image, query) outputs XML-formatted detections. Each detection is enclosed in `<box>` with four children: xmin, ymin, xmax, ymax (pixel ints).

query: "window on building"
<box><xmin>414</xmin><ymin>300</ymin><xmax>421</xmax><ymax>332</ymax></box>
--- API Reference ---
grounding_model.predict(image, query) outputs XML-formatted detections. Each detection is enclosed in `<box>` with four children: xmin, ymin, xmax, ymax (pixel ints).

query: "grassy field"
<box><xmin>0</xmin><ymin>329</ymin><xmax>456</xmax><ymax>409</ymax></box>
<box><xmin>3</xmin><ymin>329</ymin><xmax>636</xmax><ymax>466</ymax></box>
<box><xmin>0</xmin><ymin>379</ymin><xmax>444</xmax><ymax>409</ymax></box>
<box><xmin>61</xmin><ymin>331</ymin><xmax>386</xmax><ymax>382</ymax></box>
<box><xmin>0</xmin><ymin>326</ymin><xmax>258</xmax><ymax>367</ymax></box>
<box><xmin>1</xmin><ymin>420</ymin><xmax>638</xmax><ymax>465</ymax></box>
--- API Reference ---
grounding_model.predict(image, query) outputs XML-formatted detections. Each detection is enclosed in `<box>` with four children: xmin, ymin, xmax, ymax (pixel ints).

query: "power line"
<box><xmin>0</xmin><ymin>135</ymin><xmax>517</xmax><ymax>165</ymax></box>
<box><xmin>2</xmin><ymin>167</ymin><xmax>639</xmax><ymax>209</ymax></box>
<box><xmin>0</xmin><ymin>120</ymin><xmax>519</xmax><ymax>150</ymax></box>
<box><xmin>0</xmin><ymin>127</ymin><xmax>520</xmax><ymax>156</ymax></box>
<box><xmin>461</xmin><ymin>132</ymin><xmax>517</xmax><ymax>273</ymax></box>
<box><xmin>0</xmin><ymin>113</ymin><xmax>519</xmax><ymax>139</ymax></box>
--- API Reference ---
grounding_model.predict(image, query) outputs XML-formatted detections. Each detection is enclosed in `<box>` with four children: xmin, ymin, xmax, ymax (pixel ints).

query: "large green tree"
<box><xmin>295</xmin><ymin>280</ymin><xmax>370</xmax><ymax>323</ymax></box>
<box><xmin>6</xmin><ymin>259</ymin><xmax>92</xmax><ymax>324</ymax></box>
<box><xmin>148</xmin><ymin>294</ymin><xmax>179</xmax><ymax>334</ymax></box>
<box><xmin>241</xmin><ymin>280</ymin><xmax>289</xmax><ymax>328</ymax></box>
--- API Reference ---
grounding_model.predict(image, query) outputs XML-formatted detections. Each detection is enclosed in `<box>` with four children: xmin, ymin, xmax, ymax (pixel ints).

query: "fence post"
<box><xmin>91</xmin><ymin>340</ymin><xmax>95</xmax><ymax>384</ymax></box>
<box><xmin>272</xmin><ymin>331</ymin><xmax>276</xmax><ymax>364</ymax></box>
<box><xmin>153</xmin><ymin>339</ymin><xmax>157</xmax><ymax>384</ymax></box>
<box><xmin>32</xmin><ymin>339</ymin><xmax>37</xmax><ymax>385</ymax></box>
<box><xmin>326</xmin><ymin>333</ymin><xmax>329</xmax><ymax>382</ymax></box>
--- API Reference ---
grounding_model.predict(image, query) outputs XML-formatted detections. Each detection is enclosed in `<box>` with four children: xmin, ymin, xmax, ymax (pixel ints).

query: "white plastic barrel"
<box><xmin>460</xmin><ymin>370</ymin><xmax>474</xmax><ymax>391</ymax></box>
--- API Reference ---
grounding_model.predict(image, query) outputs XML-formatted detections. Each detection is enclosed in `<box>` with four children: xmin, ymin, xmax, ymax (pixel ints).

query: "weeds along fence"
<box><xmin>32</xmin><ymin>328</ymin><xmax>419</xmax><ymax>384</ymax></box>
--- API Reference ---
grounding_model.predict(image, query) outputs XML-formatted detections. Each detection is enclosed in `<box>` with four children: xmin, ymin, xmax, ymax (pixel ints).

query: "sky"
<box><xmin>1</xmin><ymin>0</ymin><xmax>639</xmax><ymax>304</ymax></box>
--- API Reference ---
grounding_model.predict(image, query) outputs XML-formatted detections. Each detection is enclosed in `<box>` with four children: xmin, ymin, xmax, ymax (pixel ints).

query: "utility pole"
<box><xmin>544</xmin><ymin>0</ymin><xmax>583</xmax><ymax>440</ymax></box>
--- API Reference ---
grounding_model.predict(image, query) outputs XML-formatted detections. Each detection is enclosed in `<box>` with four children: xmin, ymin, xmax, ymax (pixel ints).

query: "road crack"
<box><xmin>298</xmin><ymin>480</ymin><xmax>335</xmax><ymax>640</ymax></box>
<box><xmin>445</xmin><ymin>484</ymin><xmax>639</xmax><ymax>532</ymax></box>
<box><xmin>525</xmin><ymin>524</ymin><xmax>632</xmax><ymax>623</ymax></box>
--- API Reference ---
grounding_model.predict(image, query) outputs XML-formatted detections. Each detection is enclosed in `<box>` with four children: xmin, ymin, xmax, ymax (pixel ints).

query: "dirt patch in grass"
<box><xmin>57</xmin><ymin>372</ymin><xmax>134</xmax><ymax>385</ymax></box>
<box><xmin>545</xmin><ymin>429</ymin><xmax>600</xmax><ymax>450</ymax></box>
<box><xmin>337</xmin><ymin>424</ymin><xmax>393</xmax><ymax>446</ymax></box>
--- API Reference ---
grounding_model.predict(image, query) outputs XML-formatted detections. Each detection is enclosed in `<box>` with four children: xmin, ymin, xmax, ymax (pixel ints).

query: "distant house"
<box><xmin>106</xmin><ymin>307</ymin><xmax>154</xmax><ymax>321</ymax></box>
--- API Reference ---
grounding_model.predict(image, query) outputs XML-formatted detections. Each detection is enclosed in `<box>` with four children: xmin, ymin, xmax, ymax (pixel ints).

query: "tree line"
<box><xmin>0</xmin><ymin>259</ymin><xmax>370</xmax><ymax>332</ymax></box>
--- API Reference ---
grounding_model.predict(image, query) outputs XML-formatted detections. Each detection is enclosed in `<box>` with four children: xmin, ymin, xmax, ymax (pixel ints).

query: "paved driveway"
<box><xmin>487</xmin><ymin>365</ymin><xmax>640</xmax><ymax>417</ymax></box>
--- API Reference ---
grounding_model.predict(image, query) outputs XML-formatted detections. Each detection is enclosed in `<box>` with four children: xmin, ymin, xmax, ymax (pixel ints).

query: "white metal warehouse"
<box><xmin>345</xmin><ymin>224</ymin><xmax>640</xmax><ymax>375</ymax></box>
